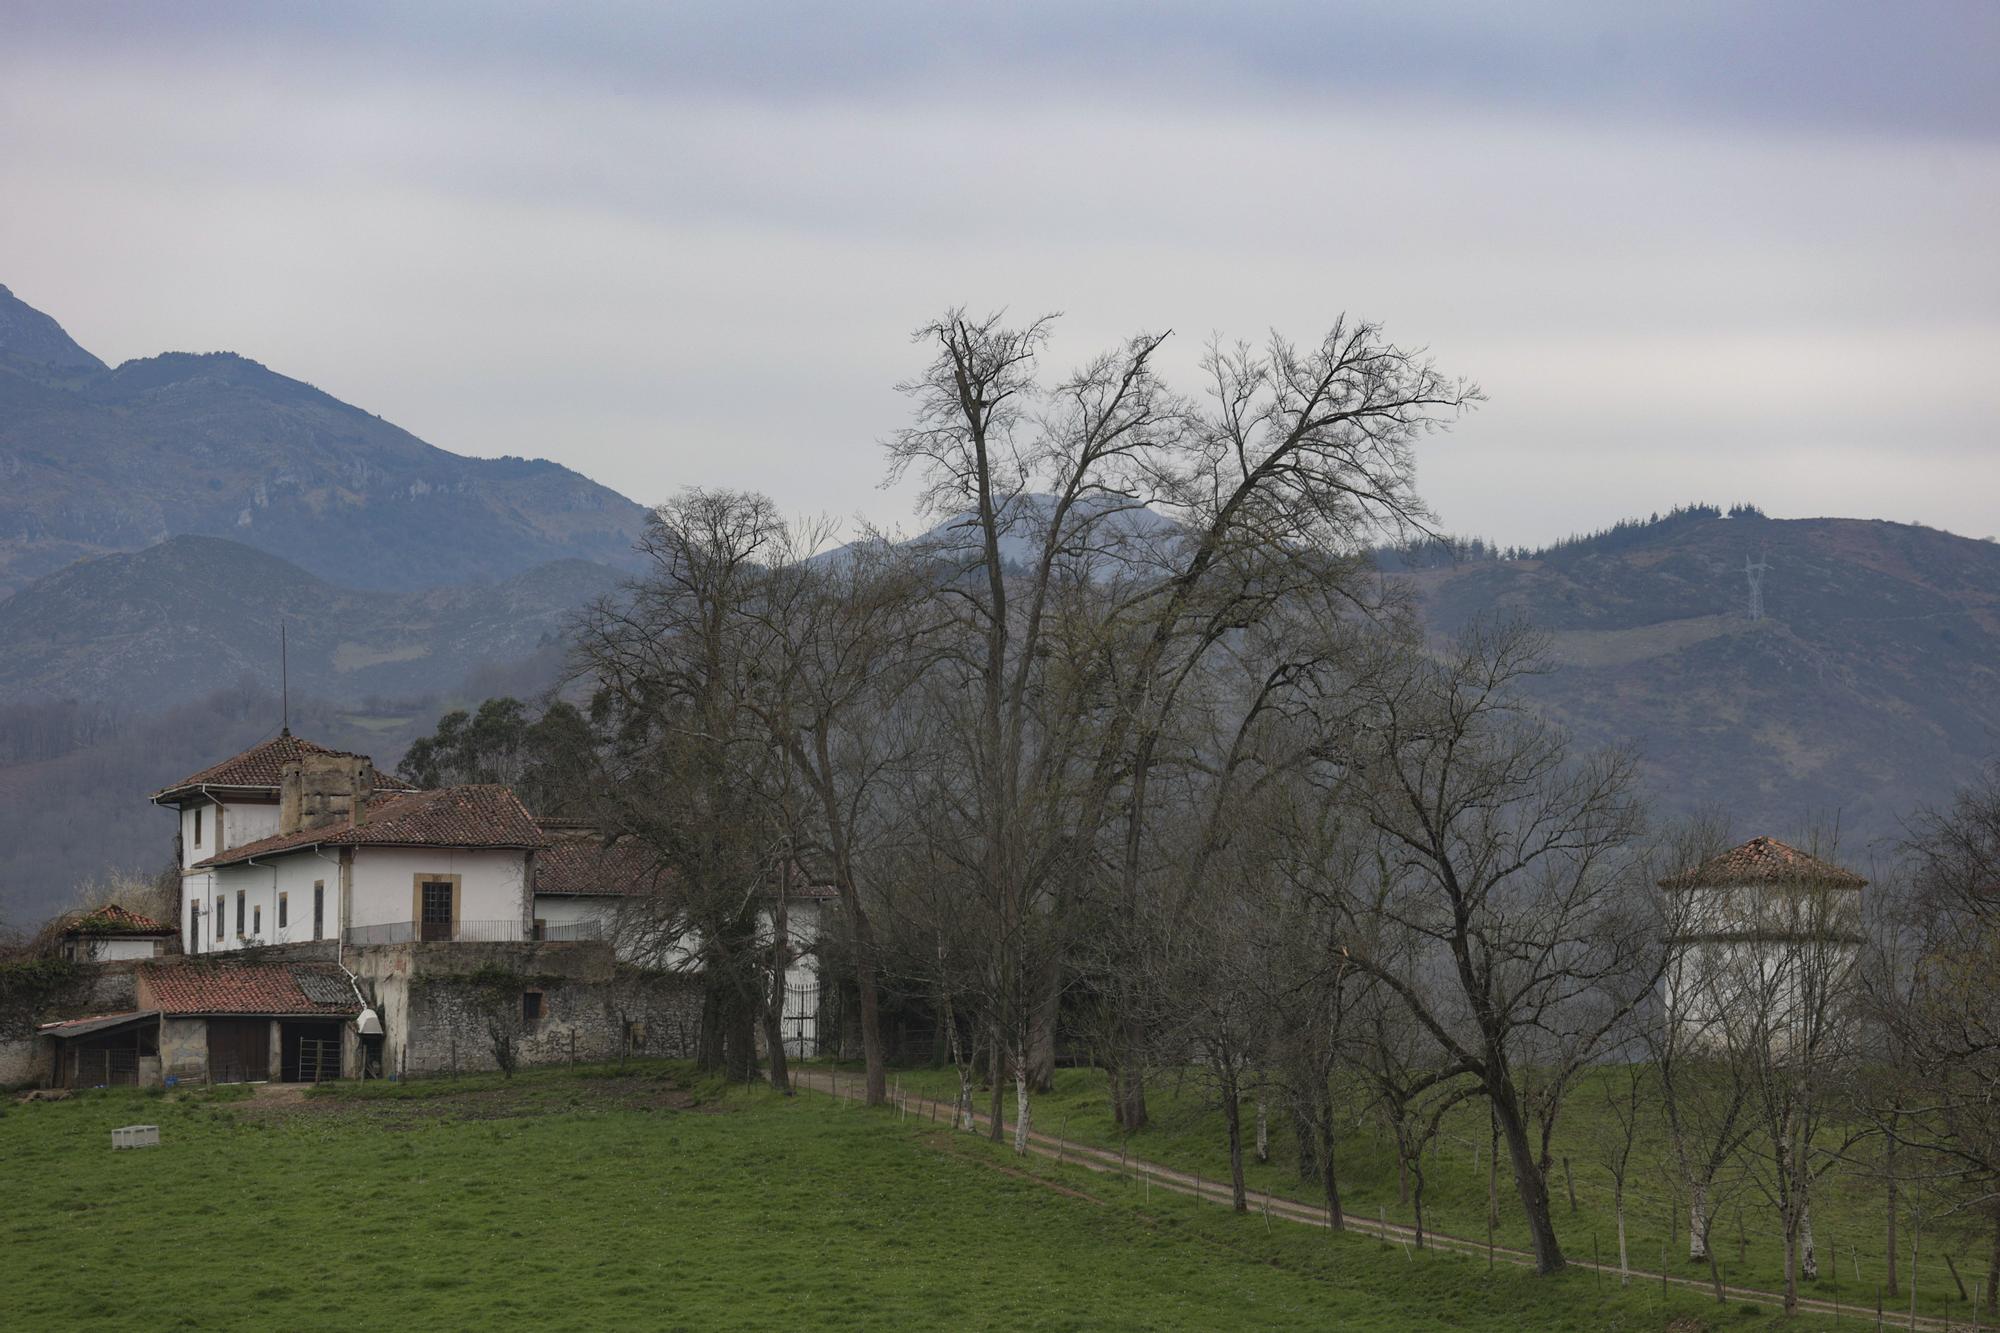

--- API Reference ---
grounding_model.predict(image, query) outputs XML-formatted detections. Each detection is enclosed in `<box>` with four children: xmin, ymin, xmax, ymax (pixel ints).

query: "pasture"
<box><xmin>0</xmin><ymin>1061</ymin><xmax>1844</xmax><ymax>1330</ymax></box>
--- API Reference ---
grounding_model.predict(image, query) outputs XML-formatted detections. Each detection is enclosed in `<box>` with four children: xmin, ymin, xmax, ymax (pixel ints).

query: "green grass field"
<box><xmin>2</xmin><ymin>1062</ymin><xmax>1849</xmax><ymax>1330</ymax></box>
<box><xmin>866</xmin><ymin>1061</ymin><xmax>1990</xmax><ymax>1326</ymax></box>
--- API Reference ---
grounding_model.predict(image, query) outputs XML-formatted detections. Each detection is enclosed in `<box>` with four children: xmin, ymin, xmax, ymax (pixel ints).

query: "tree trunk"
<box><xmin>759</xmin><ymin>1009</ymin><xmax>791</xmax><ymax>1093</ymax></box>
<box><xmin>1689</xmin><ymin>1179</ymin><xmax>1710</xmax><ymax>1262</ymax></box>
<box><xmin>987</xmin><ymin>1030</ymin><xmax>1006</xmax><ymax>1144</ymax></box>
<box><xmin>1255</xmin><ymin>1099</ymin><xmax>1269</xmax><ymax>1165</ymax></box>
<box><xmin>1986</xmin><ymin>1208</ymin><xmax>1999</xmax><ymax>1315</ymax></box>
<box><xmin>1412</xmin><ymin>1157</ymin><xmax>1428</xmax><ymax>1249</ymax></box>
<box><xmin>1319</xmin><ymin>1117</ymin><xmax>1345</xmax><ymax>1231</ymax></box>
<box><xmin>1487</xmin><ymin>1106</ymin><xmax>1501</xmax><ymax>1232</ymax></box>
<box><xmin>1294</xmin><ymin>1101</ymin><xmax>1321</xmax><ymax>1186</ymax></box>
<box><xmin>762</xmin><ymin>908</ymin><xmax>793</xmax><ymax>1095</ymax></box>
<box><xmin>1394</xmin><ymin>1117</ymin><xmax>1412</xmax><ymax>1206</ymax></box>
<box><xmin>1885</xmin><ymin>1127</ymin><xmax>1900</xmax><ymax>1298</ymax></box>
<box><xmin>1119</xmin><ymin>1048</ymin><xmax>1149</xmax><ymax>1132</ymax></box>
<box><xmin>1616</xmin><ymin>1183</ymin><xmax>1630</xmax><ymax>1286</ymax></box>
<box><xmin>1800</xmin><ymin>1197</ymin><xmax>1818</xmax><ymax>1282</ymax></box>
<box><xmin>850</xmin><ymin>912</ymin><xmax>887</xmax><ymax>1106</ymax></box>
<box><xmin>1781</xmin><ymin>1204</ymin><xmax>1799</xmax><ymax>1315</ymax></box>
<box><xmin>696</xmin><ymin>985</ymin><xmax>726</xmax><ymax>1074</ymax></box>
<box><xmin>725</xmin><ymin>993</ymin><xmax>758</xmax><ymax>1084</ymax></box>
<box><xmin>1222</xmin><ymin>1080</ymin><xmax>1248</xmax><ymax>1212</ymax></box>
<box><xmin>1012</xmin><ymin>1056</ymin><xmax>1032</xmax><ymax>1156</ymax></box>
<box><xmin>1025</xmin><ymin>961</ymin><xmax>1060</xmax><ymax>1094</ymax></box>
<box><xmin>1110</xmin><ymin>1051</ymin><xmax>1149</xmax><ymax>1134</ymax></box>
<box><xmin>1494</xmin><ymin>1095</ymin><xmax>1566</xmax><ymax>1275</ymax></box>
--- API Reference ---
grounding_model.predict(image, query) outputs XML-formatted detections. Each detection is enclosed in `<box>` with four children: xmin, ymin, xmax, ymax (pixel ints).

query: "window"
<box><xmin>278</xmin><ymin>892</ymin><xmax>288</xmax><ymax>929</ymax></box>
<box><xmin>253</xmin><ymin>905</ymin><xmax>262</xmax><ymax>936</ymax></box>
<box><xmin>420</xmin><ymin>880</ymin><xmax>454</xmax><ymax>942</ymax></box>
<box><xmin>522</xmin><ymin>991</ymin><xmax>544</xmax><ymax>1026</ymax></box>
<box><xmin>235</xmin><ymin>890</ymin><xmax>245</xmax><ymax>937</ymax></box>
<box><xmin>215</xmin><ymin>896</ymin><xmax>225</xmax><ymax>940</ymax></box>
<box><xmin>193</xmin><ymin>807</ymin><xmax>204</xmax><ymax>847</ymax></box>
<box><xmin>313</xmin><ymin>883</ymin><xmax>324</xmax><ymax>941</ymax></box>
<box><xmin>189</xmin><ymin>900</ymin><xmax>201</xmax><ymax>952</ymax></box>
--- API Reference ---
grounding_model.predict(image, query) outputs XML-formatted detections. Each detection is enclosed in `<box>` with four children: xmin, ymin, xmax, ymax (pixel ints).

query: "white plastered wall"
<box><xmin>348</xmin><ymin>847</ymin><xmax>529</xmax><ymax>932</ymax></box>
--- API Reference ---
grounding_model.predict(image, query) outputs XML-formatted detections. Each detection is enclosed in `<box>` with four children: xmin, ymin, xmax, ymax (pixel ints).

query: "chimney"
<box><xmin>281</xmin><ymin>754</ymin><xmax>377</xmax><ymax>835</ymax></box>
<box><xmin>279</xmin><ymin>761</ymin><xmax>304</xmax><ymax>835</ymax></box>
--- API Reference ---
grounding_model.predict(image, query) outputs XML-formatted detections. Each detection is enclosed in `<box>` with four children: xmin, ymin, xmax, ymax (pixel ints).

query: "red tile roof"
<box><xmin>533</xmin><ymin>838</ymin><xmax>666</xmax><ymax>896</ymax></box>
<box><xmin>63</xmin><ymin>903</ymin><xmax>174</xmax><ymax>936</ymax></box>
<box><xmin>152</xmin><ymin>733</ymin><xmax>417</xmax><ymax>803</ymax></box>
<box><xmin>194</xmin><ymin>784</ymin><xmax>548</xmax><ymax>868</ymax></box>
<box><xmin>1660</xmin><ymin>836</ymin><xmax>1867</xmax><ymax>890</ymax></box>
<box><xmin>140</xmin><ymin>961</ymin><xmax>361</xmax><ymax>1016</ymax></box>
<box><xmin>155</xmin><ymin>733</ymin><xmax>349</xmax><ymax>799</ymax></box>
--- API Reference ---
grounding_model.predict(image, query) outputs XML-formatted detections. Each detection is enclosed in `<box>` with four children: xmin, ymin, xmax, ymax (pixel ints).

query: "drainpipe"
<box><xmin>244</xmin><ymin>852</ymin><xmax>281</xmax><ymax>949</ymax></box>
<box><xmin>312</xmin><ymin>844</ymin><xmax>380</xmax><ymax>1074</ymax></box>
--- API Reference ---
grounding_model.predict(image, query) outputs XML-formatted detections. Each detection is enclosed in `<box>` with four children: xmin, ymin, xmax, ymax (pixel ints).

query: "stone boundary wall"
<box><xmin>347</xmin><ymin>940</ymin><xmax>701</xmax><ymax>1078</ymax></box>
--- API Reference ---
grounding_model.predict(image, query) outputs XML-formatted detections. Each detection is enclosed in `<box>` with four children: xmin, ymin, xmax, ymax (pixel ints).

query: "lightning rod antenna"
<box><xmin>281</xmin><ymin>621</ymin><xmax>290</xmax><ymax>736</ymax></box>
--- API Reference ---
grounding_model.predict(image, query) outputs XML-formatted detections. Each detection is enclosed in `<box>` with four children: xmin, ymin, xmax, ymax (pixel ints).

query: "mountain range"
<box><xmin>0</xmin><ymin>281</ymin><xmax>1995</xmax><ymax>922</ymax></box>
<box><xmin>1407</xmin><ymin>509</ymin><xmax>2000</xmax><ymax>856</ymax></box>
<box><xmin>0</xmin><ymin>534</ymin><xmax>622</xmax><ymax>709</ymax></box>
<box><xmin>0</xmin><ymin>283</ymin><xmax>649</xmax><ymax>598</ymax></box>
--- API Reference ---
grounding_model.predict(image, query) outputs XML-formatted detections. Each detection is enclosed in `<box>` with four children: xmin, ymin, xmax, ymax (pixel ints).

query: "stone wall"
<box><xmin>0</xmin><ymin>1036</ymin><xmax>44</xmax><ymax>1088</ymax></box>
<box><xmin>348</xmin><ymin>940</ymin><xmax>701</xmax><ymax>1078</ymax></box>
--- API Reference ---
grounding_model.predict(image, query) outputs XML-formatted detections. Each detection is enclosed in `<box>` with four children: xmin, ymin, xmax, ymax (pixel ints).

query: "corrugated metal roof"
<box><xmin>38</xmin><ymin>1011</ymin><xmax>160</xmax><ymax>1038</ymax></box>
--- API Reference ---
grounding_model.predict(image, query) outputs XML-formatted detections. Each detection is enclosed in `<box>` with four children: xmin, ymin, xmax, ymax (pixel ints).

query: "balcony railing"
<box><xmin>343</xmin><ymin>919</ymin><xmax>607</xmax><ymax>947</ymax></box>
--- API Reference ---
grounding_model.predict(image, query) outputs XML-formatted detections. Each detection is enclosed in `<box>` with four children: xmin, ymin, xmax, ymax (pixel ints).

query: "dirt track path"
<box><xmin>792</xmin><ymin>1069</ymin><xmax>1968</xmax><ymax>1332</ymax></box>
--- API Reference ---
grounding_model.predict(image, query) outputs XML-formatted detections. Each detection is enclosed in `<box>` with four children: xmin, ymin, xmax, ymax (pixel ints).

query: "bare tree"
<box><xmin>1330</xmin><ymin>623</ymin><xmax>1660</xmax><ymax>1275</ymax></box>
<box><xmin>574</xmin><ymin>489</ymin><xmax>799</xmax><ymax>1090</ymax></box>
<box><xmin>1869</xmin><ymin>766</ymin><xmax>2000</xmax><ymax>1316</ymax></box>
<box><xmin>884</xmin><ymin>308</ymin><xmax>1476</xmax><ymax>1142</ymax></box>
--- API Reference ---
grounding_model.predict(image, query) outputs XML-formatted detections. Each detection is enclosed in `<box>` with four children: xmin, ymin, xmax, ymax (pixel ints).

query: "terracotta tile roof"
<box><xmin>153</xmin><ymin>734</ymin><xmax>419</xmax><ymax>803</ymax></box>
<box><xmin>139</xmin><ymin>961</ymin><xmax>360</xmax><ymax>1017</ymax></box>
<box><xmin>154</xmin><ymin>733</ymin><xmax>350</xmax><ymax>799</ymax></box>
<box><xmin>1660</xmin><ymin>836</ymin><xmax>1867</xmax><ymax>890</ymax></box>
<box><xmin>534</xmin><ymin>838</ymin><xmax>666</xmax><ymax>896</ymax></box>
<box><xmin>193</xmin><ymin>784</ymin><xmax>549</xmax><ymax>868</ymax></box>
<box><xmin>63</xmin><ymin>903</ymin><xmax>175</xmax><ymax>936</ymax></box>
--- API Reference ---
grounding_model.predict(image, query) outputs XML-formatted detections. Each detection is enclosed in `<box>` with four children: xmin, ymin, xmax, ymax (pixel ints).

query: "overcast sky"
<box><xmin>3</xmin><ymin>2</ymin><xmax>1995</xmax><ymax>546</ymax></box>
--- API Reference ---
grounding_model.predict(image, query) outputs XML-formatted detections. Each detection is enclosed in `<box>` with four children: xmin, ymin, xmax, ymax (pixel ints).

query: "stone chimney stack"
<box><xmin>279</xmin><ymin>754</ymin><xmax>378</xmax><ymax>835</ymax></box>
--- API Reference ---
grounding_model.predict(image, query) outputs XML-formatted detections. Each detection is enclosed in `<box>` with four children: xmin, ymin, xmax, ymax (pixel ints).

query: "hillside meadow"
<box><xmin>2</xmin><ymin>1061</ymin><xmax>1843</xmax><ymax>1331</ymax></box>
<box><xmin>871</xmin><ymin>1061</ymin><xmax>1992</xmax><ymax>1327</ymax></box>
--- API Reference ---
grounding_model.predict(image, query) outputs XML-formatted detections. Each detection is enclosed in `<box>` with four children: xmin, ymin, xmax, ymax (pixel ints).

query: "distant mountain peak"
<box><xmin>0</xmin><ymin>284</ymin><xmax>650</xmax><ymax>596</ymax></box>
<box><xmin>0</xmin><ymin>283</ymin><xmax>106</xmax><ymax>380</ymax></box>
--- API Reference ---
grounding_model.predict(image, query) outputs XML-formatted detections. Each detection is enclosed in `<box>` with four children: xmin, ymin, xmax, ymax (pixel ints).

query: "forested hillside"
<box><xmin>1404</xmin><ymin>510</ymin><xmax>2000</xmax><ymax>850</ymax></box>
<box><xmin>0</xmin><ymin>535</ymin><xmax>614</xmax><ymax>709</ymax></box>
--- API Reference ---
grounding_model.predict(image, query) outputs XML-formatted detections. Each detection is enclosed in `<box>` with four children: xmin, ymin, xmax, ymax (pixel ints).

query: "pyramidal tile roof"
<box><xmin>153</xmin><ymin>732</ymin><xmax>420</xmax><ymax>803</ymax></box>
<box><xmin>193</xmin><ymin>784</ymin><xmax>548</xmax><ymax>868</ymax></box>
<box><xmin>1659</xmin><ymin>836</ymin><xmax>1867</xmax><ymax>890</ymax></box>
<box><xmin>154</xmin><ymin>732</ymin><xmax>350</xmax><ymax>799</ymax></box>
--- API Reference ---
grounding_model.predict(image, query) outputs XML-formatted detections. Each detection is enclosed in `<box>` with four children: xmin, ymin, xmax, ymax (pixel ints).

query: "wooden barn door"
<box><xmin>207</xmin><ymin>1019</ymin><xmax>270</xmax><ymax>1083</ymax></box>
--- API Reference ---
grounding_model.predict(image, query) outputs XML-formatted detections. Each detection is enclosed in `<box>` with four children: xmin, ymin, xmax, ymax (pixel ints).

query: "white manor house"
<box><xmin>11</xmin><ymin>732</ymin><xmax>829</xmax><ymax>1089</ymax></box>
